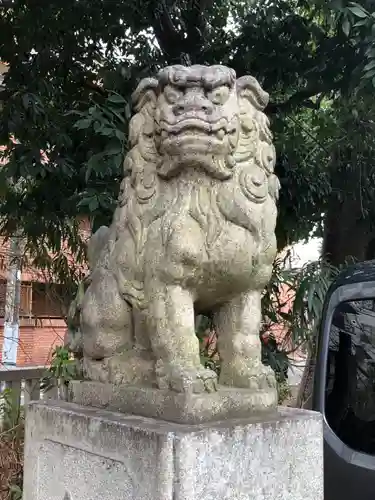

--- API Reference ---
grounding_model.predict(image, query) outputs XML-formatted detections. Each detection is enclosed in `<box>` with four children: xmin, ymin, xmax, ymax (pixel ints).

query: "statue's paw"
<box><xmin>83</xmin><ymin>357</ymin><xmax>109</xmax><ymax>383</ymax></box>
<box><xmin>220</xmin><ymin>362</ymin><xmax>277</xmax><ymax>391</ymax></box>
<box><xmin>107</xmin><ymin>351</ymin><xmax>155</xmax><ymax>386</ymax></box>
<box><xmin>256</xmin><ymin>364</ymin><xmax>277</xmax><ymax>390</ymax></box>
<box><xmin>156</xmin><ymin>361</ymin><xmax>218</xmax><ymax>394</ymax></box>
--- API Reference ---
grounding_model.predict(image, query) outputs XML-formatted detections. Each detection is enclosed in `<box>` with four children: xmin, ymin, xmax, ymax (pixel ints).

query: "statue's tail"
<box><xmin>65</xmin><ymin>226</ymin><xmax>112</xmax><ymax>357</ymax></box>
<box><xmin>64</xmin><ymin>279</ymin><xmax>86</xmax><ymax>357</ymax></box>
<box><xmin>87</xmin><ymin>225</ymin><xmax>111</xmax><ymax>269</ymax></box>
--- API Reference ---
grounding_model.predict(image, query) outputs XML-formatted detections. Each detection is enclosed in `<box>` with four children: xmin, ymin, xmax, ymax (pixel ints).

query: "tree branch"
<box><xmin>150</xmin><ymin>0</ymin><xmax>214</xmax><ymax>65</ymax></box>
<box><xmin>267</xmin><ymin>84</ymin><xmax>340</xmax><ymax>114</ymax></box>
<box><xmin>182</xmin><ymin>0</ymin><xmax>212</xmax><ymax>63</ymax></box>
<box><xmin>82</xmin><ymin>79</ymin><xmax>107</xmax><ymax>97</ymax></box>
<box><xmin>150</xmin><ymin>1</ymin><xmax>185</xmax><ymax>64</ymax></box>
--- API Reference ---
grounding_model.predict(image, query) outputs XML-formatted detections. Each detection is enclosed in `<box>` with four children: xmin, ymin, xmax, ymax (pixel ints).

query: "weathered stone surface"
<box><xmin>23</xmin><ymin>401</ymin><xmax>323</xmax><ymax>500</ymax></box>
<box><xmin>69</xmin><ymin>380</ymin><xmax>277</xmax><ymax>424</ymax></box>
<box><xmin>66</xmin><ymin>64</ymin><xmax>281</xmax><ymax>416</ymax></box>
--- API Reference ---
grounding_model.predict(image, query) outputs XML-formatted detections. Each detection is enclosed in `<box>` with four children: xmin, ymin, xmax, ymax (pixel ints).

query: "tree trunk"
<box><xmin>322</xmin><ymin>146</ymin><xmax>375</xmax><ymax>266</ymax></box>
<box><xmin>322</xmin><ymin>198</ymin><xmax>373</xmax><ymax>266</ymax></box>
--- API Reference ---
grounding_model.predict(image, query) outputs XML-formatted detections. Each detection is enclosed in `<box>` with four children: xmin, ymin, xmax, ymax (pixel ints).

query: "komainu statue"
<box><xmin>74</xmin><ymin>65</ymin><xmax>280</xmax><ymax>420</ymax></box>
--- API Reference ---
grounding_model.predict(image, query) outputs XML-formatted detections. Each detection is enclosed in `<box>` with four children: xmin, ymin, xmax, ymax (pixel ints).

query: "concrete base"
<box><xmin>69</xmin><ymin>380</ymin><xmax>278</xmax><ymax>424</ymax></box>
<box><xmin>23</xmin><ymin>400</ymin><xmax>323</xmax><ymax>500</ymax></box>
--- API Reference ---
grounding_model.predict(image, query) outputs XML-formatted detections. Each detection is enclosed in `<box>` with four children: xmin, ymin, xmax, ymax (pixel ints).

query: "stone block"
<box><xmin>23</xmin><ymin>400</ymin><xmax>323</xmax><ymax>500</ymax></box>
<box><xmin>69</xmin><ymin>380</ymin><xmax>277</xmax><ymax>424</ymax></box>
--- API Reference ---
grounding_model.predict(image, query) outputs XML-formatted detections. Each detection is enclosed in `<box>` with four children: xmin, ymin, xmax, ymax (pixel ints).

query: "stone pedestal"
<box><xmin>69</xmin><ymin>380</ymin><xmax>278</xmax><ymax>424</ymax></box>
<box><xmin>23</xmin><ymin>400</ymin><xmax>323</xmax><ymax>500</ymax></box>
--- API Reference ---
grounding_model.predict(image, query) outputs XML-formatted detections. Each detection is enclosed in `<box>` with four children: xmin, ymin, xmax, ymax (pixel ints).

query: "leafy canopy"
<box><xmin>0</xmin><ymin>0</ymin><xmax>375</xmax><ymax>280</ymax></box>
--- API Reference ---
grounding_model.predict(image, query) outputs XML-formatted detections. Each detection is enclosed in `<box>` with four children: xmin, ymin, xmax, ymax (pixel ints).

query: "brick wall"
<box><xmin>0</xmin><ymin>128</ymin><xmax>91</xmax><ymax>368</ymax></box>
<box><xmin>0</xmin><ymin>319</ymin><xmax>65</xmax><ymax>367</ymax></box>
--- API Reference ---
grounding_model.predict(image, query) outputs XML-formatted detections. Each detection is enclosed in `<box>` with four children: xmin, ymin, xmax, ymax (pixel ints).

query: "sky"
<box><xmin>289</xmin><ymin>237</ymin><xmax>322</xmax><ymax>268</ymax></box>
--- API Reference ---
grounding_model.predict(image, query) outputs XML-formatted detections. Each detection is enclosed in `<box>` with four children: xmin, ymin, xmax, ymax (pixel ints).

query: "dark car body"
<box><xmin>312</xmin><ymin>260</ymin><xmax>375</xmax><ymax>500</ymax></box>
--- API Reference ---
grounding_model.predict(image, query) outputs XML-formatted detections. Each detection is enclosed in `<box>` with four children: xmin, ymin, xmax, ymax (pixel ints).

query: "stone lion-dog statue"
<box><xmin>74</xmin><ymin>64</ymin><xmax>280</xmax><ymax>417</ymax></box>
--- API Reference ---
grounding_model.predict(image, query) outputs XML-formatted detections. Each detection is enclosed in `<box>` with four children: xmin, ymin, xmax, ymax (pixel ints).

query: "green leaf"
<box><xmin>364</xmin><ymin>59</ymin><xmax>375</xmax><ymax>71</ymax></box>
<box><xmin>10</xmin><ymin>484</ymin><xmax>22</xmax><ymax>500</ymax></box>
<box><xmin>342</xmin><ymin>17</ymin><xmax>351</xmax><ymax>36</ymax></box>
<box><xmin>363</xmin><ymin>68</ymin><xmax>375</xmax><ymax>79</ymax></box>
<box><xmin>101</xmin><ymin>126</ymin><xmax>115</xmax><ymax>136</ymax></box>
<box><xmin>88</xmin><ymin>197</ymin><xmax>99</xmax><ymax>212</ymax></box>
<box><xmin>331</xmin><ymin>0</ymin><xmax>344</xmax><ymax>8</ymax></box>
<box><xmin>115</xmin><ymin>130</ymin><xmax>125</xmax><ymax>142</ymax></box>
<box><xmin>353</xmin><ymin>18</ymin><xmax>368</xmax><ymax>27</ymax></box>
<box><xmin>74</xmin><ymin>118</ymin><xmax>92</xmax><ymax>130</ymax></box>
<box><xmin>105</xmin><ymin>145</ymin><xmax>122</xmax><ymax>156</ymax></box>
<box><xmin>348</xmin><ymin>5</ymin><xmax>368</xmax><ymax>18</ymax></box>
<box><xmin>22</xmin><ymin>93</ymin><xmax>30</xmax><ymax>109</ymax></box>
<box><xmin>107</xmin><ymin>93</ymin><xmax>126</xmax><ymax>104</ymax></box>
<box><xmin>65</xmin><ymin>110</ymin><xmax>84</xmax><ymax>117</ymax></box>
<box><xmin>77</xmin><ymin>197</ymin><xmax>90</xmax><ymax>208</ymax></box>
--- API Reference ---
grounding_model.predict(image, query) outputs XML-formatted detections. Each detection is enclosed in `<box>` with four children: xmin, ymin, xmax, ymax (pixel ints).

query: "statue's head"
<box><xmin>154</xmin><ymin>65</ymin><xmax>239</xmax><ymax>178</ymax></box>
<box><xmin>129</xmin><ymin>65</ymin><xmax>273</xmax><ymax>182</ymax></box>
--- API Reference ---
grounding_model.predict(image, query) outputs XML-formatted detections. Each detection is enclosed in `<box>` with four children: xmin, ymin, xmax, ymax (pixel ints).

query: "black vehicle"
<box><xmin>312</xmin><ymin>260</ymin><xmax>375</xmax><ymax>500</ymax></box>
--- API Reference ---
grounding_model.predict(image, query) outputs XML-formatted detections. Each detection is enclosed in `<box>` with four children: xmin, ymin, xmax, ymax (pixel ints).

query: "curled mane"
<box><xmin>120</xmin><ymin>79</ymin><xmax>169</xmax><ymax>264</ymax></box>
<box><xmin>217</xmin><ymin>76</ymin><xmax>280</xmax><ymax>243</ymax></box>
<box><xmin>116</xmin><ymin>79</ymin><xmax>177</xmax><ymax>307</ymax></box>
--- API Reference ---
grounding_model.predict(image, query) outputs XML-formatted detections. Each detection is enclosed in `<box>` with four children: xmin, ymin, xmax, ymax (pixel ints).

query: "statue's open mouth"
<box><xmin>161</xmin><ymin>118</ymin><xmax>228</xmax><ymax>138</ymax></box>
<box><xmin>157</xmin><ymin>118</ymin><xmax>239</xmax><ymax>157</ymax></box>
<box><xmin>166</xmin><ymin>126</ymin><xmax>226</xmax><ymax>140</ymax></box>
<box><xmin>159</xmin><ymin>118</ymin><xmax>231</xmax><ymax>141</ymax></box>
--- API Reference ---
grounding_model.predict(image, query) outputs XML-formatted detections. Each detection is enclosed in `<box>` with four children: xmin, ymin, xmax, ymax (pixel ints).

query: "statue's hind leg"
<box><xmin>81</xmin><ymin>269</ymin><xmax>154</xmax><ymax>385</ymax></box>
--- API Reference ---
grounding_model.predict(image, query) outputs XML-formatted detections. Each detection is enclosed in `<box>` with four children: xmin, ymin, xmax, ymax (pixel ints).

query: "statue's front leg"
<box><xmin>147</xmin><ymin>282</ymin><xmax>217</xmax><ymax>393</ymax></box>
<box><xmin>214</xmin><ymin>290</ymin><xmax>276</xmax><ymax>392</ymax></box>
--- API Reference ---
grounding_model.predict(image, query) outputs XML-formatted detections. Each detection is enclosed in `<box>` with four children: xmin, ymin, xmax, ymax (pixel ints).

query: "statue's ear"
<box><xmin>131</xmin><ymin>77</ymin><xmax>158</xmax><ymax>112</ymax></box>
<box><xmin>236</xmin><ymin>75</ymin><xmax>273</xmax><ymax>144</ymax></box>
<box><xmin>268</xmin><ymin>173</ymin><xmax>281</xmax><ymax>202</ymax></box>
<box><xmin>129</xmin><ymin>78</ymin><xmax>158</xmax><ymax>147</ymax></box>
<box><xmin>236</xmin><ymin>75</ymin><xmax>269</xmax><ymax>111</ymax></box>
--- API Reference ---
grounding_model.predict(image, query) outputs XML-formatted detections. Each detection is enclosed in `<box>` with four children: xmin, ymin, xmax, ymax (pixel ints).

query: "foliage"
<box><xmin>0</xmin><ymin>389</ymin><xmax>22</xmax><ymax>432</ymax></box>
<box><xmin>260</xmin><ymin>255</ymin><xmax>336</xmax><ymax>370</ymax></box>
<box><xmin>331</xmin><ymin>1</ymin><xmax>375</xmax><ymax>85</ymax></box>
<box><xmin>0</xmin><ymin>389</ymin><xmax>24</xmax><ymax>500</ymax></box>
<box><xmin>49</xmin><ymin>345</ymin><xmax>79</xmax><ymax>383</ymax></box>
<box><xmin>260</xmin><ymin>256</ymin><xmax>339</xmax><ymax>400</ymax></box>
<box><xmin>273</xmin><ymin>107</ymin><xmax>333</xmax><ymax>247</ymax></box>
<box><xmin>277</xmin><ymin>379</ymin><xmax>292</xmax><ymax>405</ymax></box>
<box><xmin>194</xmin><ymin>254</ymin><xmax>339</xmax><ymax>402</ymax></box>
<box><xmin>41</xmin><ymin>345</ymin><xmax>80</xmax><ymax>394</ymax></box>
<box><xmin>196</xmin><ymin>315</ymin><xmax>221</xmax><ymax>375</ymax></box>
<box><xmin>1</xmin><ymin>0</ymin><xmax>375</xmax><ymax>277</ymax></box>
<box><xmin>263</xmin><ymin>256</ymin><xmax>339</xmax><ymax>349</ymax></box>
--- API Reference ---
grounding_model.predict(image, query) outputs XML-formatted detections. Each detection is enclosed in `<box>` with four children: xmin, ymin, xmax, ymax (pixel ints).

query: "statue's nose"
<box><xmin>173</xmin><ymin>96</ymin><xmax>213</xmax><ymax>116</ymax></box>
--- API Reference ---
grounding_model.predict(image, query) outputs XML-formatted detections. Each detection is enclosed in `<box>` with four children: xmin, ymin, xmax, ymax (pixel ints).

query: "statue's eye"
<box><xmin>164</xmin><ymin>85</ymin><xmax>182</xmax><ymax>104</ymax></box>
<box><xmin>206</xmin><ymin>86</ymin><xmax>230</xmax><ymax>104</ymax></box>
